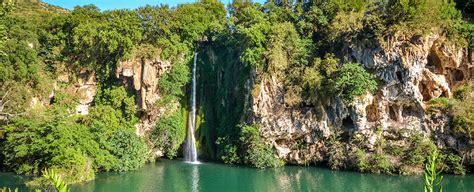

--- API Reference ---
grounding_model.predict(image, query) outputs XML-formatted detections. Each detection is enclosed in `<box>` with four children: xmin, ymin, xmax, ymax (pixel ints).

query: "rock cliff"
<box><xmin>116</xmin><ymin>55</ymin><xmax>172</xmax><ymax>136</ymax></box>
<box><xmin>248</xmin><ymin>33</ymin><xmax>473</xmax><ymax>167</ymax></box>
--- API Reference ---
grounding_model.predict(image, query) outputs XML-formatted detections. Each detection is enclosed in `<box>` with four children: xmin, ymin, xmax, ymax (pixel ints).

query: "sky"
<box><xmin>43</xmin><ymin>0</ymin><xmax>266</xmax><ymax>10</ymax></box>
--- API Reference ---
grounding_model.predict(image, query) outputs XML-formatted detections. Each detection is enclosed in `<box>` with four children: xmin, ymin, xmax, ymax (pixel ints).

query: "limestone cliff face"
<box><xmin>116</xmin><ymin>56</ymin><xmax>171</xmax><ymax>137</ymax></box>
<box><xmin>248</xmin><ymin>34</ymin><xmax>473</xmax><ymax>165</ymax></box>
<box><xmin>74</xmin><ymin>70</ymin><xmax>97</xmax><ymax>115</ymax></box>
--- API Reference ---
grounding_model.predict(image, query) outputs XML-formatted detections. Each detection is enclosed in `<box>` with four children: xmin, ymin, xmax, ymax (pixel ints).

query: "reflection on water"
<box><xmin>191</xmin><ymin>164</ymin><xmax>199</xmax><ymax>192</ymax></box>
<box><xmin>1</xmin><ymin>159</ymin><xmax>473</xmax><ymax>192</ymax></box>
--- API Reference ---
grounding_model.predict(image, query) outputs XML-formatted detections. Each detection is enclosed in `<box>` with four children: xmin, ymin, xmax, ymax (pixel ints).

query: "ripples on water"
<box><xmin>1</xmin><ymin>159</ymin><xmax>473</xmax><ymax>192</ymax></box>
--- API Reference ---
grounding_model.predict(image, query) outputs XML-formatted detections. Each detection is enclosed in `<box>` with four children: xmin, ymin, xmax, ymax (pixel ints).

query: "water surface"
<box><xmin>1</xmin><ymin>159</ymin><xmax>473</xmax><ymax>192</ymax></box>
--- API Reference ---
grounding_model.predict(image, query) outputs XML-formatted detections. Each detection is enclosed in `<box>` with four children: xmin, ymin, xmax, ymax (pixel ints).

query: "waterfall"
<box><xmin>184</xmin><ymin>52</ymin><xmax>199</xmax><ymax>163</ymax></box>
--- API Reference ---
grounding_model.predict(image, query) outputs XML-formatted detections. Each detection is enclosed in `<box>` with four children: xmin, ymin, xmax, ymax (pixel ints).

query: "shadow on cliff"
<box><xmin>194</xmin><ymin>38</ymin><xmax>254</xmax><ymax>160</ymax></box>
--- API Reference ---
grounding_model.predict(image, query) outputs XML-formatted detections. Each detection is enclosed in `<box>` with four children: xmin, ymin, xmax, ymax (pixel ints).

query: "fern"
<box><xmin>424</xmin><ymin>149</ymin><xmax>444</xmax><ymax>192</ymax></box>
<box><xmin>42</xmin><ymin>169</ymin><xmax>70</xmax><ymax>192</ymax></box>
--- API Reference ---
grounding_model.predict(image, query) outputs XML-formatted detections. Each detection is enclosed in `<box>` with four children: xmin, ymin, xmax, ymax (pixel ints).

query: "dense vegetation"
<box><xmin>0</xmin><ymin>0</ymin><xmax>472</xmax><ymax>186</ymax></box>
<box><xmin>204</xmin><ymin>0</ymin><xmax>473</xmax><ymax>170</ymax></box>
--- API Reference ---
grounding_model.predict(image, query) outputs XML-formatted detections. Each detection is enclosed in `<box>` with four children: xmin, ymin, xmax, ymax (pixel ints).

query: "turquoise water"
<box><xmin>1</xmin><ymin>159</ymin><xmax>473</xmax><ymax>192</ymax></box>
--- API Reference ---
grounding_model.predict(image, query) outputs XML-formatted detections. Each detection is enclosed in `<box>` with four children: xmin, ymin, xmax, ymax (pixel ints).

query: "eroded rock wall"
<box><xmin>116</xmin><ymin>56</ymin><xmax>172</xmax><ymax>136</ymax></box>
<box><xmin>248</xmin><ymin>34</ymin><xmax>473</xmax><ymax>166</ymax></box>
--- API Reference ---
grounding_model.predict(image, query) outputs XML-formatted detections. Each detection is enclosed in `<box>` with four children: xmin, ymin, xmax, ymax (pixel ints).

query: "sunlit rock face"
<box><xmin>116</xmin><ymin>56</ymin><xmax>172</xmax><ymax>136</ymax></box>
<box><xmin>116</xmin><ymin>54</ymin><xmax>173</xmax><ymax>158</ymax></box>
<box><xmin>247</xmin><ymin>33</ymin><xmax>472</xmax><ymax>165</ymax></box>
<box><xmin>75</xmin><ymin>71</ymin><xmax>97</xmax><ymax>115</ymax></box>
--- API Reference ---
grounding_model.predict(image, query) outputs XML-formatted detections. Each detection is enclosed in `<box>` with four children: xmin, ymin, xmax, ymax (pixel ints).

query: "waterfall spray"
<box><xmin>184</xmin><ymin>52</ymin><xmax>198</xmax><ymax>163</ymax></box>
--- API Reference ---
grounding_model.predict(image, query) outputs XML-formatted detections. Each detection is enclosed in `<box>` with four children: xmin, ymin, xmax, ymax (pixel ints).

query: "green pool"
<box><xmin>1</xmin><ymin>159</ymin><xmax>473</xmax><ymax>192</ymax></box>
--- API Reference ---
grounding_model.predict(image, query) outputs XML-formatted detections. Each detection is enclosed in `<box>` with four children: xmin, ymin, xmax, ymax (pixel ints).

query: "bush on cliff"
<box><xmin>152</xmin><ymin>110</ymin><xmax>186</xmax><ymax>159</ymax></box>
<box><xmin>328</xmin><ymin>63</ymin><xmax>378</xmax><ymax>104</ymax></box>
<box><xmin>239</xmin><ymin>124</ymin><xmax>284</xmax><ymax>169</ymax></box>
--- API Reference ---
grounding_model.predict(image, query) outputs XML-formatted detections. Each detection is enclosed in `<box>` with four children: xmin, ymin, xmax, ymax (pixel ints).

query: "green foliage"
<box><xmin>215</xmin><ymin>136</ymin><xmax>240</xmax><ymax>164</ymax></box>
<box><xmin>0</xmin><ymin>0</ymin><xmax>13</xmax><ymax>57</ymax></box>
<box><xmin>451</xmin><ymin>107</ymin><xmax>474</xmax><ymax>139</ymax></box>
<box><xmin>1</xmin><ymin>85</ymin><xmax>148</xmax><ymax>182</ymax></box>
<box><xmin>443</xmin><ymin>153</ymin><xmax>465</xmax><ymax>175</ymax></box>
<box><xmin>371</xmin><ymin>153</ymin><xmax>394</xmax><ymax>174</ymax></box>
<box><xmin>428</xmin><ymin>97</ymin><xmax>450</xmax><ymax>110</ymax></box>
<box><xmin>95</xmin><ymin>86</ymin><xmax>138</xmax><ymax>122</ymax></box>
<box><xmin>327</xmin><ymin>134</ymin><xmax>346</xmax><ymax>170</ymax></box>
<box><xmin>1</xmin><ymin>107</ymin><xmax>97</xmax><ymax>182</ymax></box>
<box><xmin>57</xmin><ymin>6</ymin><xmax>143</xmax><ymax>81</ymax></box>
<box><xmin>137</xmin><ymin>2</ymin><xmax>226</xmax><ymax>61</ymax></box>
<box><xmin>383</xmin><ymin>0</ymin><xmax>465</xmax><ymax>39</ymax></box>
<box><xmin>1</xmin><ymin>0</ymin><xmax>472</xmax><ymax>176</ymax></box>
<box><xmin>0</xmin><ymin>0</ymin><xmax>14</xmax><ymax>17</ymax></box>
<box><xmin>106</xmin><ymin>130</ymin><xmax>148</xmax><ymax>172</ymax></box>
<box><xmin>424</xmin><ymin>149</ymin><xmax>444</xmax><ymax>192</ymax></box>
<box><xmin>42</xmin><ymin>169</ymin><xmax>70</xmax><ymax>192</ymax></box>
<box><xmin>0</xmin><ymin>188</ymin><xmax>20</xmax><ymax>192</ymax></box>
<box><xmin>355</xmin><ymin>149</ymin><xmax>370</xmax><ymax>172</ymax></box>
<box><xmin>152</xmin><ymin>111</ymin><xmax>186</xmax><ymax>159</ymax></box>
<box><xmin>454</xmin><ymin>84</ymin><xmax>472</xmax><ymax>101</ymax></box>
<box><xmin>328</xmin><ymin>63</ymin><xmax>377</xmax><ymax>104</ymax></box>
<box><xmin>159</xmin><ymin>62</ymin><xmax>190</xmax><ymax>98</ymax></box>
<box><xmin>405</xmin><ymin>135</ymin><xmax>437</xmax><ymax>166</ymax></box>
<box><xmin>447</xmin><ymin>86</ymin><xmax>474</xmax><ymax>140</ymax></box>
<box><xmin>354</xmin><ymin>148</ymin><xmax>395</xmax><ymax>174</ymax></box>
<box><xmin>239</xmin><ymin>124</ymin><xmax>284</xmax><ymax>169</ymax></box>
<box><xmin>232</xmin><ymin>3</ymin><xmax>270</xmax><ymax>70</ymax></box>
<box><xmin>425</xmin><ymin>85</ymin><xmax>473</xmax><ymax>142</ymax></box>
<box><xmin>1</xmin><ymin>168</ymin><xmax>70</xmax><ymax>192</ymax></box>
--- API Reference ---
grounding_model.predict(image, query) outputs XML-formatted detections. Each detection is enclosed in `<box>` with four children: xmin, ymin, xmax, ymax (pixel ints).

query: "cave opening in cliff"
<box><xmin>342</xmin><ymin>116</ymin><xmax>355</xmax><ymax>130</ymax></box>
<box><xmin>453</xmin><ymin>70</ymin><xmax>464</xmax><ymax>82</ymax></box>
<box><xmin>396</xmin><ymin>71</ymin><xmax>403</xmax><ymax>82</ymax></box>
<box><xmin>427</xmin><ymin>49</ymin><xmax>443</xmax><ymax>74</ymax></box>
<box><xmin>402</xmin><ymin>105</ymin><xmax>419</xmax><ymax>120</ymax></box>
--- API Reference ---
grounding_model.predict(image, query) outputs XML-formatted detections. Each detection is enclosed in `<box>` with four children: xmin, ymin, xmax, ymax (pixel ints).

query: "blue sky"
<box><xmin>43</xmin><ymin>0</ymin><xmax>266</xmax><ymax>10</ymax></box>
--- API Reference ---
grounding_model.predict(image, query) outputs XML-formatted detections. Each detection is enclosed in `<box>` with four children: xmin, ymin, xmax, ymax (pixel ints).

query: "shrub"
<box><xmin>405</xmin><ymin>135</ymin><xmax>436</xmax><ymax>166</ymax></box>
<box><xmin>215</xmin><ymin>136</ymin><xmax>240</xmax><ymax>164</ymax></box>
<box><xmin>328</xmin><ymin>63</ymin><xmax>377</xmax><ymax>104</ymax></box>
<box><xmin>159</xmin><ymin>62</ymin><xmax>190</xmax><ymax>98</ymax></box>
<box><xmin>428</xmin><ymin>97</ymin><xmax>450</xmax><ymax>108</ymax></box>
<box><xmin>450</xmin><ymin>99</ymin><xmax>473</xmax><ymax>140</ymax></box>
<box><xmin>443</xmin><ymin>153</ymin><xmax>465</xmax><ymax>175</ymax></box>
<box><xmin>152</xmin><ymin>111</ymin><xmax>186</xmax><ymax>159</ymax></box>
<box><xmin>327</xmin><ymin>134</ymin><xmax>346</xmax><ymax>170</ymax></box>
<box><xmin>451</xmin><ymin>112</ymin><xmax>474</xmax><ymax>139</ymax></box>
<box><xmin>1</xmin><ymin>108</ymin><xmax>98</xmax><ymax>182</ymax></box>
<box><xmin>355</xmin><ymin>149</ymin><xmax>370</xmax><ymax>172</ymax></box>
<box><xmin>239</xmin><ymin>124</ymin><xmax>284</xmax><ymax>169</ymax></box>
<box><xmin>107</xmin><ymin>130</ymin><xmax>149</xmax><ymax>172</ymax></box>
<box><xmin>95</xmin><ymin>86</ymin><xmax>138</xmax><ymax>123</ymax></box>
<box><xmin>1</xmin><ymin>91</ymin><xmax>147</xmax><ymax>182</ymax></box>
<box><xmin>355</xmin><ymin>149</ymin><xmax>394</xmax><ymax>174</ymax></box>
<box><xmin>427</xmin><ymin>97</ymin><xmax>451</xmax><ymax>113</ymax></box>
<box><xmin>371</xmin><ymin>153</ymin><xmax>394</xmax><ymax>174</ymax></box>
<box><xmin>454</xmin><ymin>84</ymin><xmax>472</xmax><ymax>101</ymax></box>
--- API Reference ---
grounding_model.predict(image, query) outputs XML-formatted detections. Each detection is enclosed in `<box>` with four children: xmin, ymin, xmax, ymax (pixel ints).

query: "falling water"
<box><xmin>184</xmin><ymin>52</ymin><xmax>198</xmax><ymax>163</ymax></box>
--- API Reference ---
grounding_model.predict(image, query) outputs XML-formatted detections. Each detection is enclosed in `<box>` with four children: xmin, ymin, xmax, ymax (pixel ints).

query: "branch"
<box><xmin>1</xmin><ymin>89</ymin><xmax>9</xmax><ymax>102</ymax></box>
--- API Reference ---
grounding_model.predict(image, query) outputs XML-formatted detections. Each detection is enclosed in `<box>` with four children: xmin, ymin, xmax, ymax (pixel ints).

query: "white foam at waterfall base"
<box><xmin>184</xmin><ymin>52</ymin><xmax>199</xmax><ymax>163</ymax></box>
